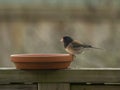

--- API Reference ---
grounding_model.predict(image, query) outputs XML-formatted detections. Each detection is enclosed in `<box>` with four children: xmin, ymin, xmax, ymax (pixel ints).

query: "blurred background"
<box><xmin>0</xmin><ymin>0</ymin><xmax>120</xmax><ymax>68</ymax></box>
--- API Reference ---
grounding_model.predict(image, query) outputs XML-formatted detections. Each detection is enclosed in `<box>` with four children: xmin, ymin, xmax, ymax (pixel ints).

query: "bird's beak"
<box><xmin>60</xmin><ymin>38</ymin><xmax>63</xmax><ymax>42</ymax></box>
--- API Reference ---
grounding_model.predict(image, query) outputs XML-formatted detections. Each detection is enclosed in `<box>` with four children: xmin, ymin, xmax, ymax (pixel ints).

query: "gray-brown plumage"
<box><xmin>61</xmin><ymin>36</ymin><xmax>101</xmax><ymax>56</ymax></box>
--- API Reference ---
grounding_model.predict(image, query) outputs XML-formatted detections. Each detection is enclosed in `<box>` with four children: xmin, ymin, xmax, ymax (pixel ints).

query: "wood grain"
<box><xmin>0</xmin><ymin>68</ymin><xmax>120</xmax><ymax>83</ymax></box>
<box><xmin>0</xmin><ymin>84</ymin><xmax>37</xmax><ymax>90</ymax></box>
<box><xmin>38</xmin><ymin>83</ymin><xmax>70</xmax><ymax>90</ymax></box>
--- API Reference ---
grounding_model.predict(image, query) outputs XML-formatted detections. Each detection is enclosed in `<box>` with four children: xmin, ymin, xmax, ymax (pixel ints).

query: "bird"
<box><xmin>60</xmin><ymin>36</ymin><xmax>102</xmax><ymax>56</ymax></box>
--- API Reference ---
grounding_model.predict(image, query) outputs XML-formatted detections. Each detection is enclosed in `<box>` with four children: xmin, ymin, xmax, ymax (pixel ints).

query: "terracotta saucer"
<box><xmin>11</xmin><ymin>54</ymin><xmax>73</xmax><ymax>69</ymax></box>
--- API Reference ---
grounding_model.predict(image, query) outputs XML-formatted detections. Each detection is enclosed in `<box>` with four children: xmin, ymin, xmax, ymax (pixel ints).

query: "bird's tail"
<box><xmin>91</xmin><ymin>46</ymin><xmax>103</xmax><ymax>50</ymax></box>
<box><xmin>83</xmin><ymin>44</ymin><xmax>103</xmax><ymax>50</ymax></box>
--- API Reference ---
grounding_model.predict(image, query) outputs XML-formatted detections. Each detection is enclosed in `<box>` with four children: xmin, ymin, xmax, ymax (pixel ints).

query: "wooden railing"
<box><xmin>0</xmin><ymin>0</ymin><xmax>120</xmax><ymax>21</ymax></box>
<box><xmin>0</xmin><ymin>68</ymin><xmax>120</xmax><ymax>90</ymax></box>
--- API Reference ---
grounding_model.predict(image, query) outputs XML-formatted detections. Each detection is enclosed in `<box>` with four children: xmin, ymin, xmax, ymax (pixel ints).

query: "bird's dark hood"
<box><xmin>62</xmin><ymin>36</ymin><xmax>73</xmax><ymax>48</ymax></box>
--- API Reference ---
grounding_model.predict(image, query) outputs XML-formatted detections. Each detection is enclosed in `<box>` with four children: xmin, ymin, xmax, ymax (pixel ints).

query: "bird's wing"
<box><xmin>67</xmin><ymin>41</ymin><xmax>83</xmax><ymax>51</ymax></box>
<box><xmin>66</xmin><ymin>41</ymin><xmax>84</xmax><ymax>54</ymax></box>
<box><xmin>70</xmin><ymin>41</ymin><xmax>83</xmax><ymax>48</ymax></box>
<box><xmin>72</xmin><ymin>41</ymin><xmax>93</xmax><ymax>48</ymax></box>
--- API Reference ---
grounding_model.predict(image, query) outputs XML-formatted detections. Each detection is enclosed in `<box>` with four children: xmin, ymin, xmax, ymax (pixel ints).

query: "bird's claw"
<box><xmin>72</xmin><ymin>54</ymin><xmax>76</xmax><ymax>58</ymax></box>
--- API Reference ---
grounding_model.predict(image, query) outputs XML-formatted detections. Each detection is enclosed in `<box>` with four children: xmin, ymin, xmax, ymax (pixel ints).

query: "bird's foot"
<box><xmin>72</xmin><ymin>54</ymin><xmax>76</xmax><ymax>58</ymax></box>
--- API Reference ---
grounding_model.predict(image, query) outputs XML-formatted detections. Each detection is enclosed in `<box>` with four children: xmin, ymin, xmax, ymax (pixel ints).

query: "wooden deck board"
<box><xmin>0</xmin><ymin>68</ymin><xmax>120</xmax><ymax>83</ymax></box>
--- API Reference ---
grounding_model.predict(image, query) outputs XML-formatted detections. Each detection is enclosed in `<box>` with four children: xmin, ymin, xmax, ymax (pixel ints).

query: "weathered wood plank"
<box><xmin>0</xmin><ymin>0</ymin><xmax>119</xmax><ymax>21</ymax></box>
<box><xmin>0</xmin><ymin>84</ymin><xmax>37</xmax><ymax>90</ymax></box>
<box><xmin>0</xmin><ymin>8</ymin><xmax>119</xmax><ymax>21</ymax></box>
<box><xmin>0</xmin><ymin>68</ymin><xmax>120</xmax><ymax>83</ymax></box>
<box><xmin>0</xmin><ymin>0</ymin><xmax>119</xmax><ymax>9</ymax></box>
<box><xmin>71</xmin><ymin>85</ymin><xmax>120</xmax><ymax>90</ymax></box>
<box><xmin>38</xmin><ymin>83</ymin><xmax>70</xmax><ymax>90</ymax></box>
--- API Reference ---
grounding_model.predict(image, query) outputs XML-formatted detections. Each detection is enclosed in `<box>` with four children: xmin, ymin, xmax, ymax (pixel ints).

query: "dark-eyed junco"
<box><xmin>61</xmin><ymin>36</ymin><xmax>101</xmax><ymax>56</ymax></box>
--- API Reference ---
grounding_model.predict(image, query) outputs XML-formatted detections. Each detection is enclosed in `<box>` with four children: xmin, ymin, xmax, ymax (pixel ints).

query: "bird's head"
<box><xmin>61</xmin><ymin>36</ymin><xmax>73</xmax><ymax>48</ymax></box>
